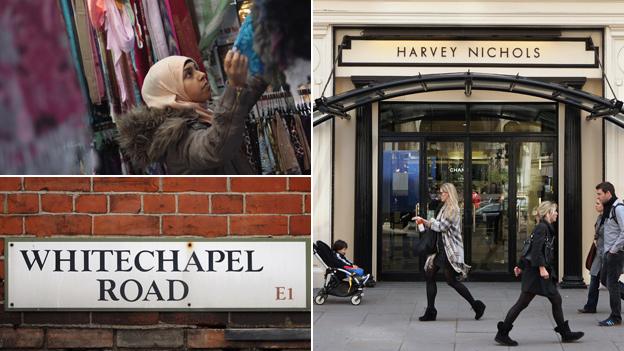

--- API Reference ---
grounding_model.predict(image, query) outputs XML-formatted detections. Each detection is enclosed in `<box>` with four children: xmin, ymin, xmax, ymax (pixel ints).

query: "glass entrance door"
<box><xmin>380</xmin><ymin>141</ymin><xmax>421</xmax><ymax>277</ymax></box>
<box><xmin>470</xmin><ymin>142</ymin><xmax>510</xmax><ymax>272</ymax></box>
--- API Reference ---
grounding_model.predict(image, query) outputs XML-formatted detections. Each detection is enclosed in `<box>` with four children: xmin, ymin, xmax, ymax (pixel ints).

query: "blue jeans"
<box><xmin>584</xmin><ymin>274</ymin><xmax>600</xmax><ymax>311</ymax></box>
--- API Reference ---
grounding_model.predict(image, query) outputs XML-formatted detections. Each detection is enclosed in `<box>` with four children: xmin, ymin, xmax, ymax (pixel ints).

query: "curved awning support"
<box><xmin>313</xmin><ymin>72</ymin><xmax>624</xmax><ymax>127</ymax></box>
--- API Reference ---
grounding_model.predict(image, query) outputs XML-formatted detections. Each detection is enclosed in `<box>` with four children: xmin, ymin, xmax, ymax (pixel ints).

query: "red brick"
<box><xmin>0</xmin><ymin>239</ymin><xmax>4</xmax><ymax>256</ymax></box>
<box><xmin>211</xmin><ymin>195</ymin><xmax>243</xmax><ymax>214</ymax></box>
<box><xmin>162</xmin><ymin>216</ymin><xmax>227</xmax><ymax>236</ymax></box>
<box><xmin>75</xmin><ymin>194</ymin><xmax>107</xmax><ymax>213</ymax></box>
<box><xmin>188</xmin><ymin>329</ymin><xmax>228</xmax><ymax>348</ymax></box>
<box><xmin>187</xmin><ymin>329</ymin><xmax>310</xmax><ymax>349</ymax></box>
<box><xmin>290</xmin><ymin>215</ymin><xmax>311</xmax><ymax>236</ymax></box>
<box><xmin>24</xmin><ymin>312</ymin><xmax>89</xmax><ymax>324</ymax></box>
<box><xmin>0</xmin><ymin>216</ymin><xmax>22</xmax><ymax>235</ymax></box>
<box><xmin>0</xmin><ymin>194</ymin><xmax>4</xmax><ymax>213</ymax></box>
<box><xmin>230</xmin><ymin>216</ymin><xmax>288</xmax><ymax>235</ymax></box>
<box><xmin>117</xmin><ymin>329</ymin><xmax>183</xmax><ymax>348</ymax></box>
<box><xmin>93</xmin><ymin>215</ymin><xmax>159</xmax><ymax>236</ymax></box>
<box><xmin>305</xmin><ymin>194</ymin><xmax>311</xmax><ymax>213</ymax></box>
<box><xmin>229</xmin><ymin>312</ymin><xmax>310</xmax><ymax>327</ymax></box>
<box><xmin>0</xmin><ymin>178</ymin><xmax>21</xmax><ymax>191</ymax></box>
<box><xmin>92</xmin><ymin>312</ymin><xmax>159</xmax><ymax>325</ymax></box>
<box><xmin>0</xmin><ymin>260</ymin><xmax>4</xmax><ymax>279</ymax></box>
<box><xmin>289</xmin><ymin>177</ymin><xmax>310</xmax><ymax>191</ymax></box>
<box><xmin>47</xmin><ymin>328</ymin><xmax>113</xmax><ymax>348</ymax></box>
<box><xmin>162</xmin><ymin>178</ymin><xmax>227</xmax><ymax>192</ymax></box>
<box><xmin>0</xmin><ymin>304</ymin><xmax>21</xmax><ymax>325</ymax></box>
<box><xmin>24</xmin><ymin>177</ymin><xmax>90</xmax><ymax>191</ymax></box>
<box><xmin>41</xmin><ymin>194</ymin><xmax>72</xmax><ymax>213</ymax></box>
<box><xmin>0</xmin><ymin>327</ymin><xmax>44</xmax><ymax>348</ymax></box>
<box><xmin>93</xmin><ymin>177</ymin><xmax>159</xmax><ymax>192</ymax></box>
<box><xmin>109</xmin><ymin>194</ymin><xmax>141</xmax><ymax>213</ymax></box>
<box><xmin>231</xmin><ymin>178</ymin><xmax>287</xmax><ymax>192</ymax></box>
<box><xmin>246</xmin><ymin>194</ymin><xmax>303</xmax><ymax>214</ymax></box>
<box><xmin>143</xmin><ymin>194</ymin><xmax>176</xmax><ymax>213</ymax></box>
<box><xmin>7</xmin><ymin>194</ymin><xmax>38</xmax><ymax>214</ymax></box>
<box><xmin>159</xmin><ymin>312</ymin><xmax>227</xmax><ymax>326</ymax></box>
<box><xmin>178</xmin><ymin>194</ymin><xmax>209</xmax><ymax>213</ymax></box>
<box><xmin>25</xmin><ymin>215</ymin><xmax>91</xmax><ymax>236</ymax></box>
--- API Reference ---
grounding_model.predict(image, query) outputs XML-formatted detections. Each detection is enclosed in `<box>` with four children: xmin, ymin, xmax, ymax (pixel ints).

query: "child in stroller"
<box><xmin>313</xmin><ymin>240</ymin><xmax>375</xmax><ymax>305</ymax></box>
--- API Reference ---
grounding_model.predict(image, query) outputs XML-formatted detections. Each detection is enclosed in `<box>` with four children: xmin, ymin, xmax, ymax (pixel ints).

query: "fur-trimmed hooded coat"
<box><xmin>117</xmin><ymin>77</ymin><xmax>267</xmax><ymax>174</ymax></box>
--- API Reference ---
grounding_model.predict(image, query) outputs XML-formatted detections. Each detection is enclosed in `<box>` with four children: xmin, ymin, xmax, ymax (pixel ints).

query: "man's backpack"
<box><xmin>611</xmin><ymin>203</ymin><xmax>624</xmax><ymax>226</ymax></box>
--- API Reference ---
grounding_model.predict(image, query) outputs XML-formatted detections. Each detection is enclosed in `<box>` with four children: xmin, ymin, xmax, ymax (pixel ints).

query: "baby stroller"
<box><xmin>313</xmin><ymin>240</ymin><xmax>373</xmax><ymax>305</ymax></box>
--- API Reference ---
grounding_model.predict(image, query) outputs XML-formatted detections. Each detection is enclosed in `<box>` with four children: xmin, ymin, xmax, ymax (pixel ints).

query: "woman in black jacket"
<box><xmin>495</xmin><ymin>201</ymin><xmax>584</xmax><ymax>346</ymax></box>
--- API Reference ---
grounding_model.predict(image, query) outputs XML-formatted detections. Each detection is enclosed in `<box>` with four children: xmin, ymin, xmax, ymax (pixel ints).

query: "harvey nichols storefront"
<box><xmin>312</xmin><ymin>2</ymin><xmax>624</xmax><ymax>286</ymax></box>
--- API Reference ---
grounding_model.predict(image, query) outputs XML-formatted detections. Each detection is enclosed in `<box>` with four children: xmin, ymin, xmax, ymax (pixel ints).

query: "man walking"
<box><xmin>596</xmin><ymin>182</ymin><xmax>624</xmax><ymax>326</ymax></box>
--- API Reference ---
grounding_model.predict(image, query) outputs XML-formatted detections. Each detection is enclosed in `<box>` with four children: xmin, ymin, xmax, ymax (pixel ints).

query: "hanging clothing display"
<box><xmin>34</xmin><ymin>0</ymin><xmax>311</xmax><ymax>175</ymax></box>
<box><xmin>0</xmin><ymin>0</ymin><xmax>91</xmax><ymax>174</ymax></box>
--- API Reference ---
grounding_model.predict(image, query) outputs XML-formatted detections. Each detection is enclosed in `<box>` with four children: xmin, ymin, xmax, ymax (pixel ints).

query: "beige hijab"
<box><xmin>141</xmin><ymin>55</ymin><xmax>213</xmax><ymax>122</ymax></box>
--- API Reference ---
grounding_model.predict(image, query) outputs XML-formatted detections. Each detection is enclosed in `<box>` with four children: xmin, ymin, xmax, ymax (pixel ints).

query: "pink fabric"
<box><xmin>87</xmin><ymin>0</ymin><xmax>106</xmax><ymax>29</ymax></box>
<box><xmin>104</xmin><ymin>0</ymin><xmax>135</xmax><ymax>103</ymax></box>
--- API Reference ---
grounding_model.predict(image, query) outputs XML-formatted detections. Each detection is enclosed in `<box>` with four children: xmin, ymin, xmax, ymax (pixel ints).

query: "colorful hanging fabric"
<box><xmin>233</xmin><ymin>14</ymin><xmax>264</xmax><ymax>76</ymax></box>
<box><xmin>0</xmin><ymin>0</ymin><xmax>91</xmax><ymax>173</ymax></box>
<box><xmin>72</xmin><ymin>0</ymin><xmax>103</xmax><ymax>104</ymax></box>
<box><xmin>168</xmin><ymin>0</ymin><xmax>205</xmax><ymax>72</ymax></box>
<box><xmin>104</xmin><ymin>0</ymin><xmax>135</xmax><ymax>103</ymax></box>
<box><xmin>142</xmin><ymin>0</ymin><xmax>170</xmax><ymax>60</ymax></box>
<box><xmin>158</xmin><ymin>0</ymin><xmax>180</xmax><ymax>56</ymax></box>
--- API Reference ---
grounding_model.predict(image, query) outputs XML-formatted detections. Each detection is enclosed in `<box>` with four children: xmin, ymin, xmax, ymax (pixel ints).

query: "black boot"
<box><xmin>472</xmin><ymin>300</ymin><xmax>486</xmax><ymax>320</ymax></box>
<box><xmin>554</xmin><ymin>320</ymin><xmax>584</xmax><ymax>342</ymax></box>
<box><xmin>418</xmin><ymin>307</ymin><xmax>437</xmax><ymax>321</ymax></box>
<box><xmin>495</xmin><ymin>321</ymin><xmax>518</xmax><ymax>346</ymax></box>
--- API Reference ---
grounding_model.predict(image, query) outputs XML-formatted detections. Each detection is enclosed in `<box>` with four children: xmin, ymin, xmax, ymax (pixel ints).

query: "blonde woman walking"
<box><xmin>414</xmin><ymin>183</ymin><xmax>486</xmax><ymax>321</ymax></box>
<box><xmin>495</xmin><ymin>201</ymin><xmax>584</xmax><ymax>346</ymax></box>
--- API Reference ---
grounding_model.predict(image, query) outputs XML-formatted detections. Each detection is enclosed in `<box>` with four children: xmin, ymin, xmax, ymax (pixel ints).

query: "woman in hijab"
<box><xmin>117</xmin><ymin>50</ymin><xmax>267</xmax><ymax>174</ymax></box>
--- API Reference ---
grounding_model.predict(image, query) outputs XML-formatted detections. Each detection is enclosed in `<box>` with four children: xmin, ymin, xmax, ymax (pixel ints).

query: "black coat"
<box><xmin>519</xmin><ymin>220</ymin><xmax>558</xmax><ymax>297</ymax></box>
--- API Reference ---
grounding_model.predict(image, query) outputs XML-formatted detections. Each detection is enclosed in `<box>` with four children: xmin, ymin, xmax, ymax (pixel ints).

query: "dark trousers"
<box><xmin>584</xmin><ymin>274</ymin><xmax>600</xmax><ymax>311</ymax></box>
<box><xmin>600</xmin><ymin>251</ymin><xmax>624</xmax><ymax>321</ymax></box>
<box><xmin>585</xmin><ymin>271</ymin><xmax>624</xmax><ymax>312</ymax></box>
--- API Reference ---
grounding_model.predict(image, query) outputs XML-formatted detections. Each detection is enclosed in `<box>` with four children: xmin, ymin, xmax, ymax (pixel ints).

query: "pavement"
<box><xmin>313</xmin><ymin>282</ymin><xmax>624</xmax><ymax>351</ymax></box>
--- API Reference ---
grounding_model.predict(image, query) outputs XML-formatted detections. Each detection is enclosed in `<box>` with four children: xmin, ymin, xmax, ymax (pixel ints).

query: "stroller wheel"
<box><xmin>350</xmin><ymin>294</ymin><xmax>362</xmax><ymax>306</ymax></box>
<box><xmin>314</xmin><ymin>293</ymin><xmax>327</xmax><ymax>305</ymax></box>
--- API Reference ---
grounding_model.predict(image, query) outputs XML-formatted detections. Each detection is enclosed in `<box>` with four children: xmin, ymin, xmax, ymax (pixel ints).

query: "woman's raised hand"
<box><xmin>224</xmin><ymin>49</ymin><xmax>248</xmax><ymax>88</ymax></box>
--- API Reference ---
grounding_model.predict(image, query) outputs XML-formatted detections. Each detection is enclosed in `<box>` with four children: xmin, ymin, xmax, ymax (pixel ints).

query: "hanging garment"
<box><xmin>104</xmin><ymin>0</ymin><xmax>135</xmax><ymax>103</ymax></box>
<box><xmin>0</xmin><ymin>0</ymin><xmax>91</xmax><ymax>174</ymax></box>
<box><xmin>233</xmin><ymin>14</ymin><xmax>264</xmax><ymax>76</ymax></box>
<box><xmin>272</xmin><ymin>113</ymin><xmax>301</xmax><ymax>175</ymax></box>
<box><xmin>72</xmin><ymin>0</ymin><xmax>102</xmax><ymax>104</ymax></box>
<box><xmin>293</xmin><ymin>113</ymin><xmax>311</xmax><ymax>172</ymax></box>
<box><xmin>168</xmin><ymin>0</ymin><xmax>205</xmax><ymax>72</ymax></box>
<box><xmin>158</xmin><ymin>0</ymin><xmax>180</xmax><ymax>56</ymax></box>
<box><xmin>284</xmin><ymin>113</ymin><xmax>307</xmax><ymax>172</ymax></box>
<box><xmin>257</xmin><ymin>119</ymin><xmax>275</xmax><ymax>174</ymax></box>
<box><xmin>87</xmin><ymin>0</ymin><xmax>106</xmax><ymax>29</ymax></box>
<box><xmin>265</xmin><ymin>118</ymin><xmax>282</xmax><ymax>173</ymax></box>
<box><xmin>129</xmin><ymin>0</ymin><xmax>151</xmax><ymax>88</ymax></box>
<box><xmin>87</xmin><ymin>11</ymin><xmax>107</xmax><ymax>103</ymax></box>
<box><xmin>142</xmin><ymin>0</ymin><xmax>169</xmax><ymax>60</ymax></box>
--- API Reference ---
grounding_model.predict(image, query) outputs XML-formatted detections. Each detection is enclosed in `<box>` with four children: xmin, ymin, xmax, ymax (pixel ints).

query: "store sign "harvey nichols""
<box><xmin>6</xmin><ymin>238</ymin><xmax>309</xmax><ymax>311</ymax></box>
<box><xmin>340</xmin><ymin>37</ymin><xmax>598</xmax><ymax>67</ymax></box>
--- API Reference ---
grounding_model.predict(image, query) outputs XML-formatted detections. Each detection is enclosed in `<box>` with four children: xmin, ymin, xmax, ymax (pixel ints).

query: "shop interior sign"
<box><xmin>340</xmin><ymin>37</ymin><xmax>598</xmax><ymax>67</ymax></box>
<box><xmin>6</xmin><ymin>238</ymin><xmax>309</xmax><ymax>311</ymax></box>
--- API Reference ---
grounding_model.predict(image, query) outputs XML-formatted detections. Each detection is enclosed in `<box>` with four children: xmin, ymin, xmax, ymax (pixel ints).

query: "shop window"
<box><xmin>470</xmin><ymin>104</ymin><xmax>556</xmax><ymax>133</ymax></box>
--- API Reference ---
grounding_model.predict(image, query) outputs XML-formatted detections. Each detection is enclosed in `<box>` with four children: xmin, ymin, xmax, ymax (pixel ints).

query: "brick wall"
<box><xmin>0</xmin><ymin>177</ymin><xmax>311</xmax><ymax>350</ymax></box>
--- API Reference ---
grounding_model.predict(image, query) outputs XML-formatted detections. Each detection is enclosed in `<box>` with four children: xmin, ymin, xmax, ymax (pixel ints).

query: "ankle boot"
<box><xmin>418</xmin><ymin>307</ymin><xmax>437</xmax><ymax>321</ymax></box>
<box><xmin>495</xmin><ymin>321</ymin><xmax>518</xmax><ymax>346</ymax></box>
<box><xmin>472</xmin><ymin>300</ymin><xmax>486</xmax><ymax>320</ymax></box>
<box><xmin>554</xmin><ymin>320</ymin><xmax>584</xmax><ymax>342</ymax></box>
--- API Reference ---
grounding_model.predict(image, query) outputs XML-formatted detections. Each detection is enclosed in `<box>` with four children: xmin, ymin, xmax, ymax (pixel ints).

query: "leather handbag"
<box><xmin>415</xmin><ymin>229</ymin><xmax>438</xmax><ymax>256</ymax></box>
<box><xmin>585</xmin><ymin>242</ymin><xmax>597</xmax><ymax>271</ymax></box>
